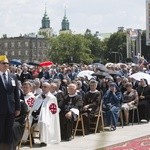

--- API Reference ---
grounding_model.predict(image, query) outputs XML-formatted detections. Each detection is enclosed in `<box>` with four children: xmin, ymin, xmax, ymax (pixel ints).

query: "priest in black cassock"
<box><xmin>59</xmin><ymin>83</ymin><xmax>83</xmax><ymax>141</ymax></box>
<box><xmin>82</xmin><ymin>80</ymin><xmax>102</xmax><ymax>134</ymax></box>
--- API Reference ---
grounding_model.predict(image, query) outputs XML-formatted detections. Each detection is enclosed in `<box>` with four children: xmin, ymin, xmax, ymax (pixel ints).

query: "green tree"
<box><xmin>107</xmin><ymin>31</ymin><xmax>126</xmax><ymax>62</ymax></box>
<box><xmin>84</xmin><ymin>29</ymin><xmax>104</xmax><ymax>62</ymax></box>
<box><xmin>141</xmin><ymin>30</ymin><xmax>150</xmax><ymax>60</ymax></box>
<box><xmin>48</xmin><ymin>33</ymin><xmax>92</xmax><ymax>64</ymax></box>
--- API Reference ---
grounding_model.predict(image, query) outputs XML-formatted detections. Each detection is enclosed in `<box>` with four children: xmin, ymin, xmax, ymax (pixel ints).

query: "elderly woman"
<box><xmin>122</xmin><ymin>82</ymin><xmax>139</xmax><ymax>125</ymax></box>
<box><xmin>103</xmin><ymin>82</ymin><xmax>122</xmax><ymax>131</ymax></box>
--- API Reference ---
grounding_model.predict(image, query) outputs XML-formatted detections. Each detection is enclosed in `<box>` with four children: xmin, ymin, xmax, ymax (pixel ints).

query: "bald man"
<box><xmin>59</xmin><ymin>83</ymin><xmax>83</xmax><ymax>141</ymax></box>
<box><xmin>29</xmin><ymin>82</ymin><xmax>61</xmax><ymax>147</ymax></box>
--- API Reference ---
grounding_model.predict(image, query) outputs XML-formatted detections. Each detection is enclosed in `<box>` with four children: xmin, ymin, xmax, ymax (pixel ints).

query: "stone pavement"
<box><xmin>20</xmin><ymin>122</ymin><xmax>150</xmax><ymax>150</ymax></box>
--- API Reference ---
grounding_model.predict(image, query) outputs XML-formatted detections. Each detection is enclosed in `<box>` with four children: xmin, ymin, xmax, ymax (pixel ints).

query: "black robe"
<box><xmin>82</xmin><ymin>90</ymin><xmax>102</xmax><ymax>134</ymax></box>
<box><xmin>59</xmin><ymin>94</ymin><xmax>83</xmax><ymax>140</ymax></box>
<box><xmin>54</xmin><ymin>90</ymin><xmax>64</xmax><ymax>108</ymax></box>
<box><xmin>84</xmin><ymin>90</ymin><xmax>102</xmax><ymax>115</ymax></box>
<box><xmin>11</xmin><ymin>100</ymin><xmax>28</xmax><ymax>150</ymax></box>
<box><xmin>137</xmin><ymin>85</ymin><xmax>150</xmax><ymax>121</ymax></box>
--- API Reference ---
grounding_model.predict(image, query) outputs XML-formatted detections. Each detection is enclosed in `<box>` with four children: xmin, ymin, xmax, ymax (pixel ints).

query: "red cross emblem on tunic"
<box><xmin>49</xmin><ymin>103</ymin><xmax>57</xmax><ymax>114</ymax></box>
<box><xmin>26</xmin><ymin>97</ymin><xmax>35</xmax><ymax>107</ymax></box>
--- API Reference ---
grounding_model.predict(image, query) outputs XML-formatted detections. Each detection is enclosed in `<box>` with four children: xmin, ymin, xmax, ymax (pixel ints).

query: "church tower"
<box><xmin>39</xmin><ymin>6</ymin><xmax>53</xmax><ymax>37</ymax></box>
<box><xmin>59</xmin><ymin>8</ymin><xmax>71</xmax><ymax>34</ymax></box>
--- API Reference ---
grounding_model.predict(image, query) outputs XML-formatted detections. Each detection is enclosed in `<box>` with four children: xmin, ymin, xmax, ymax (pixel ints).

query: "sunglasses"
<box><xmin>0</xmin><ymin>62</ymin><xmax>9</xmax><ymax>65</ymax></box>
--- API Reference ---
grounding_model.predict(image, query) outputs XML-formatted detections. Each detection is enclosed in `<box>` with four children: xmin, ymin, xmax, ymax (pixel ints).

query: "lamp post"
<box><xmin>36</xmin><ymin>34</ymin><xmax>38</xmax><ymax>61</ymax></box>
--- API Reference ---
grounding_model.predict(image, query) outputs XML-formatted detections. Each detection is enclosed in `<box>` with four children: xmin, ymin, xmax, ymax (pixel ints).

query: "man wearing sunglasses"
<box><xmin>0</xmin><ymin>55</ymin><xmax>20</xmax><ymax>150</ymax></box>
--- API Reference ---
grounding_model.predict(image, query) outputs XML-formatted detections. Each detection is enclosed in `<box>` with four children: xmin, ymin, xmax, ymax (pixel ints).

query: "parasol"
<box><xmin>39</xmin><ymin>61</ymin><xmax>54</xmax><ymax>67</ymax></box>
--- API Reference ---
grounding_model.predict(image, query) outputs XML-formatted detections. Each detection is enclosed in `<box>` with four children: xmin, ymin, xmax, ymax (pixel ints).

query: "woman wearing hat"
<box><xmin>103</xmin><ymin>82</ymin><xmax>122</xmax><ymax>131</ymax></box>
<box><xmin>137</xmin><ymin>78</ymin><xmax>150</xmax><ymax>122</ymax></box>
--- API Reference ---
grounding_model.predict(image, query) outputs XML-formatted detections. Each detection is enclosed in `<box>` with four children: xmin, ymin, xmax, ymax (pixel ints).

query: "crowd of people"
<box><xmin>1</xmin><ymin>55</ymin><xmax>150</xmax><ymax>149</ymax></box>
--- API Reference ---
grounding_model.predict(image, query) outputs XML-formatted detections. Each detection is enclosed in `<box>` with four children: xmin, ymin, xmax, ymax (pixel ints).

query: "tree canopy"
<box><xmin>48</xmin><ymin>33</ymin><xmax>92</xmax><ymax>64</ymax></box>
<box><xmin>46</xmin><ymin>29</ymin><xmax>149</xmax><ymax>64</ymax></box>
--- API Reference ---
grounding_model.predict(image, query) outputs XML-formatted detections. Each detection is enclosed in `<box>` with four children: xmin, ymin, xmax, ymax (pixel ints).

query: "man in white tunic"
<box><xmin>29</xmin><ymin>82</ymin><xmax>61</xmax><ymax>146</ymax></box>
<box><xmin>22</xmin><ymin>81</ymin><xmax>35</xmax><ymax>110</ymax></box>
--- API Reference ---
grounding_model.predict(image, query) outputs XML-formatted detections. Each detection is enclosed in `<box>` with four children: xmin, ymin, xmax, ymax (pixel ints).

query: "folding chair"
<box><xmin>18</xmin><ymin>112</ymin><xmax>32</xmax><ymax>150</ymax></box>
<box><xmin>119</xmin><ymin>109</ymin><xmax>124</xmax><ymax>128</ymax></box>
<box><xmin>31</xmin><ymin>123</ymin><xmax>40</xmax><ymax>140</ymax></box>
<box><xmin>90</xmin><ymin>100</ymin><xmax>104</xmax><ymax>134</ymax></box>
<box><xmin>72</xmin><ymin>114</ymin><xmax>85</xmax><ymax>138</ymax></box>
<box><xmin>131</xmin><ymin>105</ymin><xmax>140</xmax><ymax>125</ymax></box>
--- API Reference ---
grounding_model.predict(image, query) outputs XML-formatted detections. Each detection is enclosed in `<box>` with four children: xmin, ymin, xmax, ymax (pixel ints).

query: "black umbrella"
<box><xmin>107</xmin><ymin>70</ymin><xmax>122</xmax><ymax>76</ymax></box>
<box><xmin>9</xmin><ymin>59</ymin><xmax>22</xmax><ymax>65</ymax></box>
<box><xmin>27</xmin><ymin>62</ymin><xmax>39</xmax><ymax>66</ymax></box>
<box><xmin>92</xmin><ymin>71</ymin><xmax>111</xmax><ymax>79</ymax></box>
<box><xmin>96</xmin><ymin>66</ymin><xmax>108</xmax><ymax>72</ymax></box>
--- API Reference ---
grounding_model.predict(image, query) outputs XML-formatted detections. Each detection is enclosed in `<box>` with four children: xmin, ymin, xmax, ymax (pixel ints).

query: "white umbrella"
<box><xmin>77</xmin><ymin>70</ymin><xmax>94</xmax><ymax>80</ymax></box>
<box><xmin>129</xmin><ymin>72</ymin><xmax>150</xmax><ymax>85</ymax></box>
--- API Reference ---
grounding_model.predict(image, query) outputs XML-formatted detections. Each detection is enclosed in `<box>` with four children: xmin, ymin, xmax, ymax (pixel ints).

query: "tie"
<box><xmin>3</xmin><ymin>73</ymin><xmax>8</xmax><ymax>87</ymax></box>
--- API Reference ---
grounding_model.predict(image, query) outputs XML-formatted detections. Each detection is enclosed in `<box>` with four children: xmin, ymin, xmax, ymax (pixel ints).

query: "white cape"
<box><xmin>24</xmin><ymin>92</ymin><xmax>35</xmax><ymax>110</ymax></box>
<box><xmin>29</xmin><ymin>92</ymin><xmax>61</xmax><ymax>144</ymax></box>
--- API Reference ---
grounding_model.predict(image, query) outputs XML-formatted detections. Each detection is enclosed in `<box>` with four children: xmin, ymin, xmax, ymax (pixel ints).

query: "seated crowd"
<box><xmin>9</xmin><ymin>63</ymin><xmax>150</xmax><ymax>149</ymax></box>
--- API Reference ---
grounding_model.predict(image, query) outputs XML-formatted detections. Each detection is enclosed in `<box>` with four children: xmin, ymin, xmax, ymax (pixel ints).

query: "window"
<box><xmin>5</xmin><ymin>51</ymin><xmax>8</xmax><ymax>55</ymax></box>
<box><xmin>18</xmin><ymin>42</ymin><xmax>21</xmax><ymax>47</ymax></box>
<box><xmin>18</xmin><ymin>51</ymin><xmax>21</xmax><ymax>55</ymax></box>
<box><xmin>11</xmin><ymin>51</ymin><xmax>14</xmax><ymax>56</ymax></box>
<box><xmin>25</xmin><ymin>41</ymin><xmax>29</xmax><ymax>47</ymax></box>
<box><xmin>25</xmin><ymin>50</ymin><xmax>28</xmax><ymax>55</ymax></box>
<box><xmin>32</xmin><ymin>42</ymin><xmax>35</xmax><ymax>48</ymax></box>
<box><xmin>4</xmin><ymin>42</ymin><xmax>8</xmax><ymax>48</ymax></box>
<box><xmin>11</xmin><ymin>42</ymin><xmax>15</xmax><ymax>48</ymax></box>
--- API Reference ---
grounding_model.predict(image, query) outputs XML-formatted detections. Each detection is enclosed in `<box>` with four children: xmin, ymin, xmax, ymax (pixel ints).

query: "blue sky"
<box><xmin>0</xmin><ymin>0</ymin><xmax>146</xmax><ymax>37</ymax></box>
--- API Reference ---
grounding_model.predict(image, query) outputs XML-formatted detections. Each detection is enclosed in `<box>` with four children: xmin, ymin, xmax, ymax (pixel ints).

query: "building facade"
<box><xmin>126</xmin><ymin>28</ymin><xmax>142</xmax><ymax>58</ymax></box>
<box><xmin>0</xmin><ymin>34</ymin><xmax>49</xmax><ymax>62</ymax></box>
<box><xmin>146</xmin><ymin>0</ymin><xmax>150</xmax><ymax>46</ymax></box>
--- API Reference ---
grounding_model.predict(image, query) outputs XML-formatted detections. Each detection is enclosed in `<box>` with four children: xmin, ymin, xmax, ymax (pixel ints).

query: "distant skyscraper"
<box><xmin>146</xmin><ymin>0</ymin><xmax>150</xmax><ymax>45</ymax></box>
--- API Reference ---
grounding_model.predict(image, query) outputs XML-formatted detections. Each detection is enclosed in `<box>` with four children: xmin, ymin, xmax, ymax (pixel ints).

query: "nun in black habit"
<box><xmin>137</xmin><ymin>78</ymin><xmax>150</xmax><ymax>122</ymax></box>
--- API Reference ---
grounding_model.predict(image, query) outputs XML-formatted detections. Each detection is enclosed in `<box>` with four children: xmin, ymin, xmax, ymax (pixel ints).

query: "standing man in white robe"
<box><xmin>29</xmin><ymin>82</ymin><xmax>61</xmax><ymax>147</ymax></box>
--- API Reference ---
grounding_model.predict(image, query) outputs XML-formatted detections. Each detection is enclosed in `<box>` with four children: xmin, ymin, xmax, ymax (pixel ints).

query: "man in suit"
<box><xmin>0</xmin><ymin>55</ymin><xmax>20</xmax><ymax>150</ymax></box>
